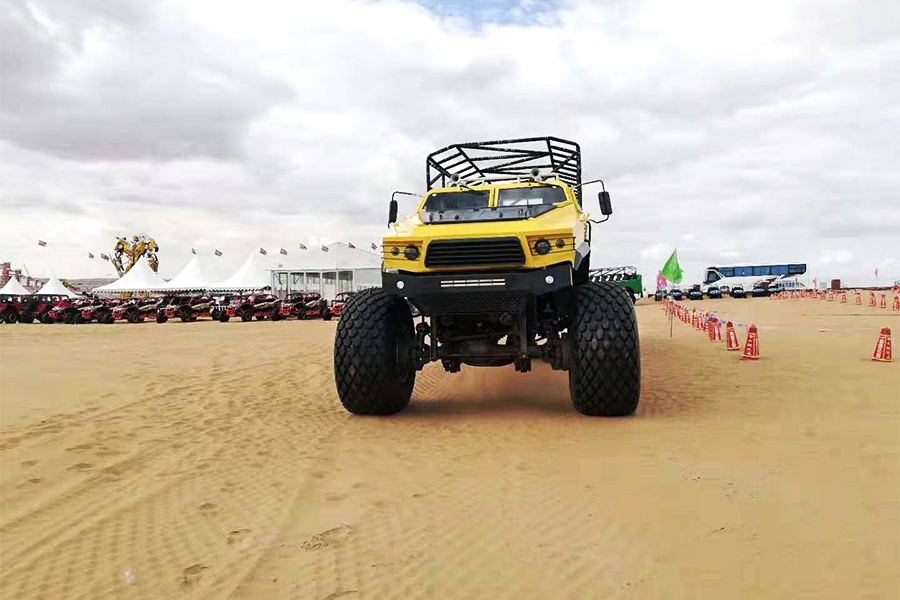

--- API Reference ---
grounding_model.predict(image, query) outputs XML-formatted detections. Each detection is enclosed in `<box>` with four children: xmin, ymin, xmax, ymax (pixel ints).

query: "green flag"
<box><xmin>660</xmin><ymin>249</ymin><xmax>683</xmax><ymax>284</ymax></box>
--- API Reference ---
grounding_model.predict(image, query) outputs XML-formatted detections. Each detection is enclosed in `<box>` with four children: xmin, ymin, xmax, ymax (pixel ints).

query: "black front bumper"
<box><xmin>383</xmin><ymin>263</ymin><xmax>573</xmax><ymax>299</ymax></box>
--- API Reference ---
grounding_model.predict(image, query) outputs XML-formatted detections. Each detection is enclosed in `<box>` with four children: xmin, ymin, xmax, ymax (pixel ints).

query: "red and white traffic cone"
<box><xmin>725</xmin><ymin>321</ymin><xmax>740</xmax><ymax>351</ymax></box>
<box><xmin>855</xmin><ymin>293</ymin><xmax>862</xmax><ymax>305</ymax></box>
<box><xmin>880</xmin><ymin>294</ymin><xmax>887</xmax><ymax>309</ymax></box>
<box><xmin>893</xmin><ymin>296</ymin><xmax>900</xmax><ymax>312</ymax></box>
<box><xmin>741</xmin><ymin>324</ymin><xmax>760</xmax><ymax>360</ymax></box>
<box><xmin>871</xmin><ymin>327</ymin><xmax>893</xmax><ymax>363</ymax></box>
<box><xmin>714</xmin><ymin>319</ymin><xmax>722</xmax><ymax>342</ymax></box>
<box><xmin>868</xmin><ymin>293</ymin><xmax>876</xmax><ymax>307</ymax></box>
<box><xmin>708</xmin><ymin>317</ymin><xmax>716</xmax><ymax>341</ymax></box>
<box><xmin>841</xmin><ymin>292</ymin><xmax>847</xmax><ymax>303</ymax></box>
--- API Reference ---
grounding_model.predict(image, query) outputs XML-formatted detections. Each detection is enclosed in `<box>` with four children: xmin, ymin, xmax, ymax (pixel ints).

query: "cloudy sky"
<box><xmin>1</xmin><ymin>0</ymin><xmax>897</xmax><ymax>286</ymax></box>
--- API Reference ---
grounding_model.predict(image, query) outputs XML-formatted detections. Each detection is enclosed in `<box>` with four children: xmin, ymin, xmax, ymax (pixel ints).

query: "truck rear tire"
<box><xmin>568</xmin><ymin>282</ymin><xmax>641</xmax><ymax>416</ymax></box>
<box><xmin>334</xmin><ymin>288</ymin><xmax>416</xmax><ymax>415</ymax></box>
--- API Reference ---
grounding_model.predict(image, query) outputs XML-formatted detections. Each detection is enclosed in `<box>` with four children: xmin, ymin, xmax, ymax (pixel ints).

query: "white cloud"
<box><xmin>1</xmin><ymin>0</ymin><xmax>897</xmax><ymax>286</ymax></box>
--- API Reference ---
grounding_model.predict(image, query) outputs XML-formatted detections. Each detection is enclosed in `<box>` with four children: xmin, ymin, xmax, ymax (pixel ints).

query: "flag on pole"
<box><xmin>875</xmin><ymin>268</ymin><xmax>879</xmax><ymax>277</ymax></box>
<box><xmin>259</xmin><ymin>248</ymin><xmax>267</xmax><ymax>255</ymax></box>
<box><xmin>299</xmin><ymin>243</ymin><xmax>308</xmax><ymax>250</ymax></box>
<box><xmin>88</xmin><ymin>252</ymin><xmax>95</xmax><ymax>259</ymax></box>
<box><xmin>100</xmin><ymin>253</ymin><xmax>110</xmax><ymax>261</ymax></box>
<box><xmin>214</xmin><ymin>249</ymin><xmax>223</xmax><ymax>257</ymax></box>
<box><xmin>371</xmin><ymin>242</ymin><xmax>378</xmax><ymax>251</ymax></box>
<box><xmin>321</xmin><ymin>245</ymin><xmax>329</xmax><ymax>252</ymax></box>
<box><xmin>191</xmin><ymin>248</ymin><xmax>197</xmax><ymax>255</ymax></box>
<box><xmin>348</xmin><ymin>242</ymin><xmax>356</xmax><ymax>249</ymax></box>
<box><xmin>280</xmin><ymin>248</ymin><xmax>288</xmax><ymax>256</ymax></box>
<box><xmin>37</xmin><ymin>240</ymin><xmax>47</xmax><ymax>247</ymax></box>
<box><xmin>660</xmin><ymin>249</ymin><xmax>684</xmax><ymax>284</ymax></box>
<box><xmin>813</xmin><ymin>277</ymin><xmax>817</xmax><ymax>288</ymax></box>
<box><xmin>656</xmin><ymin>271</ymin><xmax>667</xmax><ymax>288</ymax></box>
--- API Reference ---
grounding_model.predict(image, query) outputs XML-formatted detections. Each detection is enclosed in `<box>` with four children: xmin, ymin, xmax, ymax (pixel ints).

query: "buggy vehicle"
<box><xmin>110</xmin><ymin>297</ymin><xmax>160</xmax><ymax>323</ymax></box>
<box><xmin>18</xmin><ymin>295</ymin><xmax>66</xmax><ymax>323</ymax></box>
<box><xmin>157</xmin><ymin>295</ymin><xmax>212</xmax><ymax>323</ymax></box>
<box><xmin>706</xmin><ymin>286</ymin><xmax>723</xmax><ymax>299</ymax></box>
<box><xmin>273</xmin><ymin>292</ymin><xmax>321</xmax><ymax>321</ymax></box>
<box><xmin>589</xmin><ymin>266</ymin><xmax>643</xmax><ymax>303</ymax></box>
<box><xmin>688</xmin><ymin>287</ymin><xmax>704</xmax><ymax>300</ymax></box>
<box><xmin>653</xmin><ymin>288</ymin><xmax>666</xmax><ymax>302</ymax></box>
<box><xmin>220</xmin><ymin>293</ymin><xmax>280</xmax><ymax>322</ymax></box>
<box><xmin>730</xmin><ymin>286</ymin><xmax>747</xmax><ymax>298</ymax></box>
<box><xmin>328</xmin><ymin>292</ymin><xmax>355</xmax><ymax>318</ymax></box>
<box><xmin>43</xmin><ymin>298</ymin><xmax>79</xmax><ymax>324</ymax></box>
<box><xmin>75</xmin><ymin>299</ymin><xmax>113</xmax><ymax>324</ymax></box>
<box><xmin>209</xmin><ymin>295</ymin><xmax>233</xmax><ymax>322</ymax></box>
<box><xmin>334</xmin><ymin>136</ymin><xmax>639</xmax><ymax>417</ymax></box>
<box><xmin>0</xmin><ymin>294</ymin><xmax>23</xmax><ymax>324</ymax></box>
<box><xmin>670</xmin><ymin>288</ymin><xmax>683</xmax><ymax>301</ymax></box>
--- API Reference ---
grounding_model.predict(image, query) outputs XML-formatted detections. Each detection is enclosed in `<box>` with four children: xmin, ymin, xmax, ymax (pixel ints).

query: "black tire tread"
<box><xmin>568</xmin><ymin>282</ymin><xmax>641</xmax><ymax>416</ymax></box>
<box><xmin>333</xmin><ymin>288</ymin><xmax>415</xmax><ymax>415</ymax></box>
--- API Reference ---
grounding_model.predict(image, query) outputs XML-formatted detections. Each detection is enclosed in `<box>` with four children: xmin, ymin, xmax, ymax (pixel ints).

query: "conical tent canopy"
<box><xmin>210</xmin><ymin>251</ymin><xmax>272</xmax><ymax>291</ymax></box>
<box><xmin>0</xmin><ymin>277</ymin><xmax>31</xmax><ymax>295</ymax></box>
<box><xmin>93</xmin><ymin>256</ymin><xmax>166</xmax><ymax>293</ymax></box>
<box><xmin>36</xmin><ymin>276</ymin><xmax>80</xmax><ymax>298</ymax></box>
<box><xmin>157</xmin><ymin>255</ymin><xmax>221</xmax><ymax>291</ymax></box>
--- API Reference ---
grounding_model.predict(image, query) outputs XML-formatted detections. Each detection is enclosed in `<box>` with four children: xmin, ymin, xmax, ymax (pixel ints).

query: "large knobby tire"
<box><xmin>333</xmin><ymin>288</ymin><xmax>416</xmax><ymax>415</ymax></box>
<box><xmin>568</xmin><ymin>282</ymin><xmax>641</xmax><ymax>416</ymax></box>
<box><xmin>4</xmin><ymin>311</ymin><xmax>19</xmax><ymax>324</ymax></box>
<box><xmin>241</xmin><ymin>308</ymin><xmax>253</xmax><ymax>322</ymax></box>
<box><xmin>156</xmin><ymin>312</ymin><xmax>168</xmax><ymax>324</ymax></box>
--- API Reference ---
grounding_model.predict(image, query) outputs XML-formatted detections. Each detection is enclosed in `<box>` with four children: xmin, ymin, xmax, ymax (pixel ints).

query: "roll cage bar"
<box><xmin>426</xmin><ymin>137</ymin><xmax>583</xmax><ymax>203</ymax></box>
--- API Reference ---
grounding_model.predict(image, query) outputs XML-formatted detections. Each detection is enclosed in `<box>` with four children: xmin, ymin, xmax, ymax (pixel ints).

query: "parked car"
<box><xmin>707</xmin><ymin>286</ymin><xmax>723</xmax><ymax>299</ymax></box>
<box><xmin>18</xmin><ymin>294</ymin><xmax>68</xmax><ymax>323</ymax></box>
<box><xmin>730</xmin><ymin>286</ymin><xmax>747</xmax><ymax>298</ymax></box>
<box><xmin>752</xmin><ymin>285</ymin><xmax>769</xmax><ymax>297</ymax></box>
<box><xmin>688</xmin><ymin>287</ymin><xmax>704</xmax><ymax>300</ymax></box>
<box><xmin>0</xmin><ymin>294</ymin><xmax>23</xmax><ymax>324</ymax></box>
<box><xmin>671</xmin><ymin>288</ymin><xmax>683</xmax><ymax>301</ymax></box>
<box><xmin>653</xmin><ymin>288</ymin><xmax>666</xmax><ymax>302</ymax></box>
<box><xmin>75</xmin><ymin>299</ymin><xmax>114</xmax><ymax>324</ymax></box>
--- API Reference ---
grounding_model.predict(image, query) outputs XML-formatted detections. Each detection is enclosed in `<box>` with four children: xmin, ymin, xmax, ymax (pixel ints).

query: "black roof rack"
<box><xmin>426</xmin><ymin>137</ymin><xmax>582</xmax><ymax>202</ymax></box>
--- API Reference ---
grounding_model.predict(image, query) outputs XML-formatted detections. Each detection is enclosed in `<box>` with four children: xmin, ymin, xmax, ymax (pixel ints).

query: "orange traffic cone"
<box><xmin>893</xmin><ymin>296</ymin><xmax>900</xmax><ymax>312</ymax></box>
<box><xmin>714</xmin><ymin>320</ymin><xmax>722</xmax><ymax>342</ymax></box>
<box><xmin>841</xmin><ymin>292</ymin><xmax>847</xmax><ymax>303</ymax></box>
<box><xmin>827</xmin><ymin>292</ymin><xmax>833</xmax><ymax>302</ymax></box>
<box><xmin>855</xmin><ymin>293</ymin><xmax>862</xmax><ymax>305</ymax></box>
<box><xmin>701</xmin><ymin>313</ymin><xmax>708</xmax><ymax>332</ymax></box>
<box><xmin>741</xmin><ymin>324</ymin><xmax>760</xmax><ymax>360</ymax></box>
<box><xmin>880</xmin><ymin>294</ymin><xmax>887</xmax><ymax>309</ymax></box>
<box><xmin>871</xmin><ymin>327</ymin><xmax>893</xmax><ymax>362</ymax></box>
<box><xmin>725</xmin><ymin>321</ymin><xmax>740</xmax><ymax>351</ymax></box>
<box><xmin>869</xmin><ymin>293</ymin><xmax>876</xmax><ymax>307</ymax></box>
<box><xmin>708</xmin><ymin>317</ymin><xmax>716</xmax><ymax>341</ymax></box>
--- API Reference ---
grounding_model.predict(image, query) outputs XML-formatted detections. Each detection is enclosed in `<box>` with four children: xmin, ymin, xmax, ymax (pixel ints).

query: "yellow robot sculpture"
<box><xmin>112</xmin><ymin>234</ymin><xmax>159</xmax><ymax>276</ymax></box>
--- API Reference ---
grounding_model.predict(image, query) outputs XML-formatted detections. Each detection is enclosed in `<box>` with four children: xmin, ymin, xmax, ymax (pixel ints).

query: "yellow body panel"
<box><xmin>383</xmin><ymin>180</ymin><xmax>589</xmax><ymax>273</ymax></box>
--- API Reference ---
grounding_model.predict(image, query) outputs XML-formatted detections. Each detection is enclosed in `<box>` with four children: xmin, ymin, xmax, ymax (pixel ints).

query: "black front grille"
<box><xmin>425</xmin><ymin>237</ymin><xmax>525</xmax><ymax>268</ymax></box>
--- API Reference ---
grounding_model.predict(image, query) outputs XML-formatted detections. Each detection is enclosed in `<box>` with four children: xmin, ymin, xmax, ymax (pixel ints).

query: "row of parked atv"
<box><xmin>0</xmin><ymin>292</ymin><xmax>353</xmax><ymax>325</ymax></box>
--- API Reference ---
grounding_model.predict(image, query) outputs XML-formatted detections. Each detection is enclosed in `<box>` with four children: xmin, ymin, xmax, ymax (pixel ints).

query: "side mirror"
<box><xmin>598</xmin><ymin>191</ymin><xmax>612</xmax><ymax>216</ymax></box>
<box><xmin>388</xmin><ymin>198</ymin><xmax>398</xmax><ymax>225</ymax></box>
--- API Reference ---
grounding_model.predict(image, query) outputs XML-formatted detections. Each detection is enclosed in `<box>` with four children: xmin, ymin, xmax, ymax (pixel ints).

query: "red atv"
<box><xmin>75</xmin><ymin>299</ymin><xmax>113</xmax><ymax>324</ymax></box>
<box><xmin>157</xmin><ymin>295</ymin><xmax>213</xmax><ymax>323</ymax></box>
<box><xmin>220</xmin><ymin>294</ymin><xmax>280</xmax><ymax>322</ymax></box>
<box><xmin>273</xmin><ymin>292</ymin><xmax>317</xmax><ymax>321</ymax></box>
<box><xmin>0</xmin><ymin>294</ymin><xmax>23</xmax><ymax>324</ymax></box>
<box><xmin>18</xmin><ymin>295</ymin><xmax>67</xmax><ymax>324</ymax></box>
<box><xmin>110</xmin><ymin>297</ymin><xmax>160</xmax><ymax>323</ymax></box>
<box><xmin>328</xmin><ymin>292</ymin><xmax>355</xmax><ymax>319</ymax></box>
<box><xmin>291</xmin><ymin>292</ymin><xmax>331</xmax><ymax>320</ymax></box>
<box><xmin>43</xmin><ymin>298</ymin><xmax>79</xmax><ymax>324</ymax></box>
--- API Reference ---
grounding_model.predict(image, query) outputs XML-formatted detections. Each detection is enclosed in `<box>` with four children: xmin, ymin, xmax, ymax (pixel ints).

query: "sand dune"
<box><xmin>1</xmin><ymin>298</ymin><xmax>897</xmax><ymax>599</ymax></box>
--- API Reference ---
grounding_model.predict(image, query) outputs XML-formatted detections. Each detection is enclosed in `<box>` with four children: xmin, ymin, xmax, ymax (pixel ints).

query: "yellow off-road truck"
<box><xmin>334</xmin><ymin>137</ymin><xmax>640</xmax><ymax>416</ymax></box>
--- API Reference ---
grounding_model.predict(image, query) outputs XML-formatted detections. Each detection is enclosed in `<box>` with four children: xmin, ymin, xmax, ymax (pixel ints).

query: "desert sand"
<box><xmin>1</xmin><ymin>297</ymin><xmax>898</xmax><ymax>599</ymax></box>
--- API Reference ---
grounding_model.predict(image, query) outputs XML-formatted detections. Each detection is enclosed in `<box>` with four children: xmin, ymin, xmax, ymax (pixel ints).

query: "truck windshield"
<box><xmin>497</xmin><ymin>186</ymin><xmax>567</xmax><ymax>207</ymax></box>
<box><xmin>423</xmin><ymin>191</ymin><xmax>489</xmax><ymax>212</ymax></box>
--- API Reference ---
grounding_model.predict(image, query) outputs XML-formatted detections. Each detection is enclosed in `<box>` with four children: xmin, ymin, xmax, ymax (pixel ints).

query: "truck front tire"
<box><xmin>568</xmin><ymin>282</ymin><xmax>641</xmax><ymax>416</ymax></box>
<box><xmin>334</xmin><ymin>288</ymin><xmax>416</xmax><ymax>415</ymax></box>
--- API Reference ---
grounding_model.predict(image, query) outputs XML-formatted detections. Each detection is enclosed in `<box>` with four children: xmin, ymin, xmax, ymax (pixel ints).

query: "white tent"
<box><xmin>210</xmin><ymin>251</ymin><xmax>272</xmax><ymax>292</ymax></box>
<box><xmin>93</xmin><ymin>256</ymin><xmax>166</xmax><ymax>293</ymax></box>
<box><xmin>36</xmin><ymin>276</ymin><xmax>80</xmax><ymax>298</ymax></box>
<box><xmin>0</xmin><ymin>277</ymin><xmax>31</xmax><ymax>296</ymax></box>
<box><xmin>157</xmin><ymin>254</ymin><xmax>221</xmax><ymax>291</ymax></box>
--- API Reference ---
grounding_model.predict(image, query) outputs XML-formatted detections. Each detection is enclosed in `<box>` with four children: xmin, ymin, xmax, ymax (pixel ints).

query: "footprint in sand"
<box><xmin>65</xmin><ymin>443</ymin><xmax>95</xmax><ymax>452</ymax></box>
<box><xmin>301</xmin><ymin>524</ymin><xmax>354</xmax><ymax>551</ymax></box>
<box><xmin>199</xmin><ymin>502</ymin><xmax>217</xmax><ymax>514</ymax></box>
<box><xmin>181</xmin><ymin>563</ymin><xmax>209</xmax><ymax>585</ymax></box>
<box><xmin>227</xmin><ymin>528</ymin><xmax>251</xmax><ymax>545</ymax></box>
<box><xmin>67</xmin><ymin>462</ymin><xmax>95</xmax><ymax>472</ymax></box>
<box><xmin>21</xmin><ymin>460</ymin><xmax>39</xmax><ymax>468</ymax></box>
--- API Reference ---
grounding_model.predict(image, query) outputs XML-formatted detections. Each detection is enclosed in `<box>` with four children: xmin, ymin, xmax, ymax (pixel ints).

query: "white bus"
<box><xmin>700</xmin><ymin>263</ymin><xmax>807</xmax><ymax>293</ymax></box>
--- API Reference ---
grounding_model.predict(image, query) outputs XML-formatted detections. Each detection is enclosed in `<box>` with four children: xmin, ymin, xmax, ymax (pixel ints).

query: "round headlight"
<box><xmin>404</xmin><ymin>245</ymin><xmax>420</xmax><ymax>260</ymax></box>
<box><xmin>391</xmin><ymin>246</ymin><xmax>400</xmax><ymax>256</ymax></box>
<box><xmin>555</xmin><ymin>238</ymin><xmax>565</xmax><ymax>249</ymax></box>
<box><xmin>534</xmin><ymin>239</ymin><xmax>551</xmax><ymax>255</ymax></box>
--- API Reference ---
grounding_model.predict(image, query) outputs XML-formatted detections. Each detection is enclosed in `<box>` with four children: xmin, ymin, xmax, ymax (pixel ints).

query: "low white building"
<box><xmin>270</xmin><ymin>242</ymin><xmax>381</xmax><ymax>300</ymax></box>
